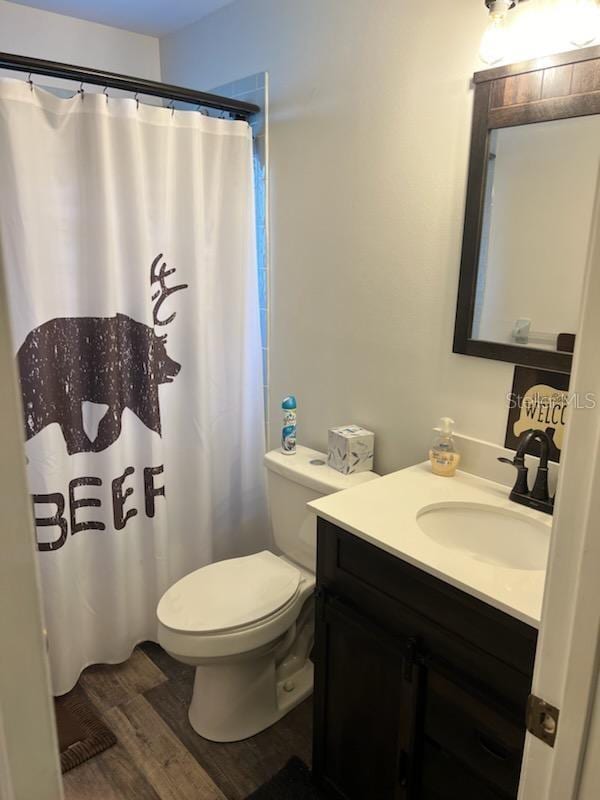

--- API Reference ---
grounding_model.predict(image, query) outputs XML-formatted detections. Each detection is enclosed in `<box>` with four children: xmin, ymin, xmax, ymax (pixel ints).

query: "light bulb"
<box><xmin>568</xmin><ymin>0</ymin><xmax>600</xmax><ymax>47</ymax></box>
<box><xmin>480</xmin><ymin>15</ymin><xmax>509</xmax><ymax>64</ymax></box>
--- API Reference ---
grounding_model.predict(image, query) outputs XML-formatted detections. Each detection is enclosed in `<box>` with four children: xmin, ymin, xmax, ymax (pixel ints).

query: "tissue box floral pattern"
<box><xmin>327</xmin><ymin>425</ymin><xmax>374</xmax><ymax>474</ymax></box>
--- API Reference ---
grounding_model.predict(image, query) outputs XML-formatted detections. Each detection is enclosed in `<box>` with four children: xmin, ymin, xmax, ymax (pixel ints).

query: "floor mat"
<box><xmin>54</xmin><ymin>686</ymin><xmax>116</xmax><ymax>773</ymax></box>
<box><xmin>245</xmin><ymin>757</ymin><xmax>325</xmax><ymax>800</ymax></box>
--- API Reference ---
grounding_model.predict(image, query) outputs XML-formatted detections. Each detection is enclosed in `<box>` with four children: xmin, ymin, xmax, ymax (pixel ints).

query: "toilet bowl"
<box><xmin>157</xmin><ymin>446</ymin><xmax>378</xmax><ymax>742</ymax></box>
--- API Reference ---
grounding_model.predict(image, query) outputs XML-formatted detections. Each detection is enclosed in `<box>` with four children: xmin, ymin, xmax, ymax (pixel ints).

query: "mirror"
<box><xmin>454</xmin><ymin>45</ymin><xmax>600</xmax><ymax>372</ymax></box>
<box><xmin>473</xmin><ymin>116</ymin><xmax>598</xmax><ymax>351</ymax></box>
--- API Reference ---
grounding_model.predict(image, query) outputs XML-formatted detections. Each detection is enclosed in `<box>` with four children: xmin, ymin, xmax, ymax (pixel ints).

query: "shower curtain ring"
<box><xmin>169</xmin><ymin>99</ymin><xmax>175</xmax><ymax>117</ymax></box>
<box><xmin>135</xmin><ymin>92</ymin><xmax>140</xmax><ymax>110</ymax></box>
<box><xmin>103</xmin><ymin>86</ymin><xmax>109</xmax><ymax>104</ymax></box>
<box><xmin>78</xmin><ymin>81</ymin><xmax>85</xmax><ymax>100</ymax></box>
<box><xmin>27</xmin><ymin>72</ymin><xmax>34</xmax><ymax>92</ymax></box>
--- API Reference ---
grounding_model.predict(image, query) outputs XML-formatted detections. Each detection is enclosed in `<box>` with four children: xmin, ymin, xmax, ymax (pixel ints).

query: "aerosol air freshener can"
<box><xmin>281</xmin><ymin>395</ymin><xmax>297</xmax><ymax>455</ymax></box>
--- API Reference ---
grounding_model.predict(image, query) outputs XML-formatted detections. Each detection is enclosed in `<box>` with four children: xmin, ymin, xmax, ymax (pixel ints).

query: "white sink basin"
<box><xmin>310</xmin><ymin>463</ymin><xmax>552</xmax><ymax>625</ymax></box>
<box><xmin>417</xmin><ymin>502</ymin><xmax>549</xmax><ymax>571</ymax></box>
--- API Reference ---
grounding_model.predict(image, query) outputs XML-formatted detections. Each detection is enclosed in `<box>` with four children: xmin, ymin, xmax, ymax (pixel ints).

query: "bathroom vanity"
<box><xmin>309</xmin><ymin>465</ymin><xmax>549</xmax><ymax>800</ymax></box>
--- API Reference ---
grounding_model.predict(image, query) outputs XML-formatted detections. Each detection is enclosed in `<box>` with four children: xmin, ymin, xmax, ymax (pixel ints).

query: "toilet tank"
<box><xmin>264</xmin><ymin>445</ymin><xmax>379</xmax><ymax>571</ymax></box>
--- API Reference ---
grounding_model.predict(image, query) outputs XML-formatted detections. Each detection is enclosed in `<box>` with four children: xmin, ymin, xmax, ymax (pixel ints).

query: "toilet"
<box><xmin>157</xmin><ymin>445</ymin><xmax>378</xmax><ymax>742</ymax></box>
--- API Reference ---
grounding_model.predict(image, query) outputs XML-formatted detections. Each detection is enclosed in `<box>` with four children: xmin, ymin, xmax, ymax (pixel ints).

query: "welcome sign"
<box><xmin>505</xmin><ymin>367</ymin><xmax>571</xmax><ymax>463</ymax></box>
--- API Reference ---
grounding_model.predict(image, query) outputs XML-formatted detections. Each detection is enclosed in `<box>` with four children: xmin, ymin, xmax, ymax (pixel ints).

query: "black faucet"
<box><xmin>498</xmin><ymin>429</ymin><xmax>554</xmax><ymax>515</ymax></box>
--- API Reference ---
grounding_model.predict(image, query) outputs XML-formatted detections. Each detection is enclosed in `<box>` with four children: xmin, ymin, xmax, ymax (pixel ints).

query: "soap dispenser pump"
<box><xmin>430</xmin><ymin>417</ymin><xmax>461</xmax><ymax>477</ymax></box>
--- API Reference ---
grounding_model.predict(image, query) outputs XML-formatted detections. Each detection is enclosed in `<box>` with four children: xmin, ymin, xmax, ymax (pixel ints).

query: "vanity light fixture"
<box><xmin>480</xmin><ymin>0</ymin><xmax>518</xmax><ymax>65</ymax></box>
<box><xmin>479</xmin><ymin>0</ymin><xmax>600</xmax><ymax>66</ymax></box>
<box><xmin>568</xmin><ymin>0</ymin><xmax>600</xmax><ymax>47</ymax></box>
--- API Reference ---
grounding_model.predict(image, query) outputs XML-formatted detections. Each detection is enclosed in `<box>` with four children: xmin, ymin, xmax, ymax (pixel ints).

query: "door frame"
<box><xmin>518</xmin><ymin>170</ymin><xmax>600</xmax><ymax>799</ymax></box>
<box><xmin>0</xmin><ymin>257</ymin><xmax>63</xmax><ymax>799</ymax></box>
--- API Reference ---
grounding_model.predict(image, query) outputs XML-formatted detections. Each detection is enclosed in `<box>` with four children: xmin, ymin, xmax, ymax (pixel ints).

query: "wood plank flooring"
<box><xmin>61</xmin><ymin>642</ymin><xmax>313</xmax><ymax>800</ymax></box>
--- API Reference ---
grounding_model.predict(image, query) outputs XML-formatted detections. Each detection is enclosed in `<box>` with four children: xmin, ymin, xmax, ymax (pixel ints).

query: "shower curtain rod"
<box><xmin>0</xmin><ymin>51</ymin><xmax>260</xmax><ymax>117</ymax></box>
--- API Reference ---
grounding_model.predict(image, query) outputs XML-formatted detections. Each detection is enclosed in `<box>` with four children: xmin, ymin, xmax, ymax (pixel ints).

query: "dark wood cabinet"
<box><xmin>313</xmin><ymin>519</ymin><xmax>538</xmax><ymax>800</ymax></box>
<box><xmin>314</xmin><ymin>592</ymin><xmax>420</xmax><ymax>799</ymax></box>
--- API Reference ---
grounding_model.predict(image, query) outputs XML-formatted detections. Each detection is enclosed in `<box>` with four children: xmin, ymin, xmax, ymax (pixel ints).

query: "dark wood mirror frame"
<box><xmin>453</xmin><ymin>44</ymin><xmax>600</xmax><ymax>374</ymax></box>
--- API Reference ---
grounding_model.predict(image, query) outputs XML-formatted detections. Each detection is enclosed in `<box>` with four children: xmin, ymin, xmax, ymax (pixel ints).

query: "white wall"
<box><xmin>0</xmin><ymin>0</ymin><xmax>160</xmax><ymax>80</ymax></box>
<box><xmin>160</xmin><ymin>0</ymin><xmax>587</xmax><ymax>475</ymax></box>
<box><xmin>159</xmin><ymin>0</ymin><xmax>510</xmax><ymax>473</ymax></box>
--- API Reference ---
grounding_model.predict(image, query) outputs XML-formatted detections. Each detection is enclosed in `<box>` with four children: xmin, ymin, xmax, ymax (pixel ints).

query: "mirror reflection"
<box><xmin>471</xmin><ymin>115</ymin><xmax>600</xmax><ymax>352</ymax></box>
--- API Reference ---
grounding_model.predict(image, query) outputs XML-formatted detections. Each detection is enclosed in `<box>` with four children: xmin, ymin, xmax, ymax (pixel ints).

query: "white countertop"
<box><xmin>309</xmin><ymin>463</ymin><xmax>551</xmax><ymax>628</ymax></box>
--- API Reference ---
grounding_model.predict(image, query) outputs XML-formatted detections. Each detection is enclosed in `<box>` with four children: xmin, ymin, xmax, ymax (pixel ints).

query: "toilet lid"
<box><xmin>157</xmin><ymin>551</ymin><xmax>302</xmax><ymax>634</ymax></box>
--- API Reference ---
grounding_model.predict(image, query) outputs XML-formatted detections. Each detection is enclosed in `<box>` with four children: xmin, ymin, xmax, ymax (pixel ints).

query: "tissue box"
<box><xmin>327</xmin><ymin>425</ymin><xmax>374</xmax><ymax>475</ymax></box>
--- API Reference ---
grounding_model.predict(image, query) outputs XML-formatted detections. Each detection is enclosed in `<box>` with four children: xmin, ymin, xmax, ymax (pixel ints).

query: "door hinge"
<box><xmin>526</xmin><ymin>694</ymin><xmax>560</xmax><ymax>747</ymax></box>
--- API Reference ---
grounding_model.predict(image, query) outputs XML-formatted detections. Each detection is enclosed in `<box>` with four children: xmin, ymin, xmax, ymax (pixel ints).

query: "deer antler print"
<box><xmin>150</xmin><ymin>253</ymin><xmax>189</xmax><ymax>327</ymax></box>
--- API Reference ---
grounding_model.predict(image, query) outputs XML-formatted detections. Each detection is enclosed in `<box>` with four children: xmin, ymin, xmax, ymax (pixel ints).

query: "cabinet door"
<box><xmin>313</xmin><ymin>591</ymin><xmax>420</xmax><ymax>800</ymax></box>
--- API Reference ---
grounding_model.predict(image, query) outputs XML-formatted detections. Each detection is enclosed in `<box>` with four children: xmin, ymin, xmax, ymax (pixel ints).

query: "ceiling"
<box><xmin>7</xmin><ymin>0</ymin><xmax>238</xmax><ymax>36</ymax></box>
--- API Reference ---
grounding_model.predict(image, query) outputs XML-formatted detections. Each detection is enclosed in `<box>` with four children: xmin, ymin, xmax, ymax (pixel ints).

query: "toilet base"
<box><xmin>188</xmin><ymin>651</ymin><xmax>313</xmax><ymax>742</ymax></box>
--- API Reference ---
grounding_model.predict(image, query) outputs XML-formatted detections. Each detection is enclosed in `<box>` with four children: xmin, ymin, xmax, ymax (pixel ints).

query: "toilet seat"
<box><xmin>157</xmin><ymin>552</ymin><xmax>315</xmax><ymax>661</ymax></box>
<box><xmin>157</xmin><ymin>551</ymin><xmax>302</xmax><ymax>635</ymax></box>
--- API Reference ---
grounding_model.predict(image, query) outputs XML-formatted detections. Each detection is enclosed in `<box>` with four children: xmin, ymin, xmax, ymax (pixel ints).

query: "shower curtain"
<box><xmin>0</xmin><ymin>78</ymin><xmax>269</xmax><ymax>695</ymax></box>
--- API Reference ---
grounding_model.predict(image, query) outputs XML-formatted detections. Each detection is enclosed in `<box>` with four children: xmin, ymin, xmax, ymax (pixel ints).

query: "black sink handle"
<box><xmin>497</xmin><ymin>456</ymin><xmax>515</xmax><ymax>466</ymax></box>
<box><xmin>497</xmin><ymin>455</ymin><xmax>529</xmax><ymax>495</ymax></box>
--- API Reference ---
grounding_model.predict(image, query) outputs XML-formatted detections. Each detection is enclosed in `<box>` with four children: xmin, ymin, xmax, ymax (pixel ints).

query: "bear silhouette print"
<box><xmin>17</xmin><ymin>255</ymin><xmax>188</xmax><ymax>455</ymax></box>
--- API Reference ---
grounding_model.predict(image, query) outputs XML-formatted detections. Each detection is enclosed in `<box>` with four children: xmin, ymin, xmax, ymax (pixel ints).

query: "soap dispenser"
<box><xmin>430</xmin><ymin>417</ymin><xmax>461</xmax><ymax>477</ymax></box>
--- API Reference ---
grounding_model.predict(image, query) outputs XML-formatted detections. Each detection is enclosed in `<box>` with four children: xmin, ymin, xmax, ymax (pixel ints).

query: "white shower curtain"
<box><xmin>0</xmin><ymin>78</ymin><xmax>269</xmax><ymax>695</ymax></box>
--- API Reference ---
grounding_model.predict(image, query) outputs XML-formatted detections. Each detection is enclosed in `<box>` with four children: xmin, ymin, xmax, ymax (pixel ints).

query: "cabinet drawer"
<box><xmin>425</xmin><ymin>669</ymin><xmax>524</xmax><ymax>798</ymax></box>
<box><xmin>317</xmin><ymin>519</ymin><xmax>537</xmax><ymax>680</ymax></box>
<box><xmin>421</xmin><ymin>740</ymin><xmax>505</xmax><ymax>800</ymax></box>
